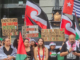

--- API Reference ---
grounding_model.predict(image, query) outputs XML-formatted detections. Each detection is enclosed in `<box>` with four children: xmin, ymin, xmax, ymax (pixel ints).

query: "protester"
<box><xmin>34</xmin><ymin>38</ymin><xmax>48</xmax><ymax>60</ymax></box>
<box><xmin>0</xmin><ymin>36</ymin><xmax>17</xmax><ymax>60</ymax></box>
<box><xmin>48</xmin><ymin>42</ymin><xmax>61</xmax><ymax>60</ymax></box>
<box><xmin>24</xmin><ymin>38</ymin><xmax>33</xmax><ymax>60</ymax></box>
<box><xmin>30</xmin><ymin>39</ymin><xmax>37</xmax><ymax>49</ymax></box>
<box><xmin>60</xmin><ymin>34</ymin><xmax>80</xmax><ymax>60</ymax></box>
<box><xmin>13</xmin><ymin>35</ymin><xmax>19</xmax><ymax>49</ymax></box>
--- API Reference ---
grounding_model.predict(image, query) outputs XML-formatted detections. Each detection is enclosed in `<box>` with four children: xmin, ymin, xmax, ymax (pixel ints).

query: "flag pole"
<box><xmin>60</xmin><ymin>0</ymin><xmax>65</xmax><ymax>28</ymax></box>
<box><xmin>24</xmin><ymin>0</ymin><xmax>28</xmax><ymax>26</ymax></box>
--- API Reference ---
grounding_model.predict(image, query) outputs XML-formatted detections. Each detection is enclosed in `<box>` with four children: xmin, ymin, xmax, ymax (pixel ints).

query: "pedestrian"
<box><xmin>24</xmin><ymin>38</ymin><xmax>33</xmax><ymax>60</ymax></box>
<box><xmin>0</xmin><ymin>36</ymin><xmax>17</xmax><ymax>60</ymax></box>
<box><xmin>60</xmin><ymin>34</ymin><xmax>80</xmax><ymax>60</ymax></box>
<box><xmin>48</xmin><ymin>42</ymin><xmax>61</xmax><ymax>60</ymax></box>
<box><xmin>34</xmin><ymin>38</ymin><xmax>48</xmax><ymax>60</ymax></box>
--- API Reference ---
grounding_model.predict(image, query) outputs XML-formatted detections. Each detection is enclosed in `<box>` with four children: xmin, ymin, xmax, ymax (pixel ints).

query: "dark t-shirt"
<box><xmin>60</xmin><ymin>43</ymin><xmax>79</xmax><ymax>60</ymax></box>
<box><xmin>48</xmin><ymin>48</ymin><xmax>60</xmax><ymax>60</ymax></box>
<box><xmin>26</xmin><ymin>47</ymin><xmax>33</xmax><ymax>60</ymax></box>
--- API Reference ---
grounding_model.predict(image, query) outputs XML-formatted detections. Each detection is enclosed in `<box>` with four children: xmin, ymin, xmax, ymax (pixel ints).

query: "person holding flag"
<box><xmin>16</xmin><ymin>32</ymin><xmax>27</xmax><ymax>60</ymax></box>
<box><xmin>23</xmin><ymin>38</ymin><xmax>33</xmax><ymax>60</ymax></box>
<box><xmin>34</xmin><ymin>38</ymin><xmax>48</xmax><ymax>60</ymax></box>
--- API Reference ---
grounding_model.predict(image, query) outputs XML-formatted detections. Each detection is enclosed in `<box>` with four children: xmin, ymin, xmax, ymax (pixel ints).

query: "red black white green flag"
<box><xmin>16</xmin><ymin>32</ymin><xmax>27</xmax><ymax>60</ymax></box>
<box><xmin>75</xmin><ymin>13</ymin><xmax>80</xmax><ymax>40</ymax></box>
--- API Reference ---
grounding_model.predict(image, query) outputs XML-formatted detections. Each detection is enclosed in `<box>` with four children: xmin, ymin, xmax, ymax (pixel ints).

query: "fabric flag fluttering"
<box><xmin>63</xmin><ymin>0</ymin><xmax>80</xmax><ymax>17</ymax></box>
<box><xmin>24</xmin><ymin>0</ymin><xmax>51</xmax><ymax>29</ymax></box>
<box><xmin>60</xmin><ymin>15</ymin><xmax>75</xmax><ymax>35</ymax></box>
<box><xmin>24</xmin><ymin>0</ymin><xmax>51</xmax><ymax>38</ymax></box>
<box><xmin>75</xmin><ymin>14</ymin><xmax>80</xmax><ymax>40</ymax></box>
<box><xmin>16</xmin><ymin>32</ymin><xmax>27</xmax><ymax>60</ymax></box>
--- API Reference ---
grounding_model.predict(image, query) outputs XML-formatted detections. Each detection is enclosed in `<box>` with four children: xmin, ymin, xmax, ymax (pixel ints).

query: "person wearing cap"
<box><xmin>60</xmin><ymin>34</ymin><xmax>80</xmax><ymax>60</ymax></box>
<box><xmin>30</xmin><ymin>39</ymin><xmax>37</xmax><ymax>49</ymax></box>
<box><xmin>30</xmin><ymin>39</ymin><xmax>37</xmax><ymax>60</ymax></box>
<box><xmin>48</xmin><ymin>42</ymin><xmax>61</xmax><ymax>60</ymax></box>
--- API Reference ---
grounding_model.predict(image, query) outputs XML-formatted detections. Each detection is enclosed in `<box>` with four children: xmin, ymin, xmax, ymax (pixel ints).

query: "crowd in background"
<box><xmin>0</xmin><ymin>34</ymin><xmax>80</xmax><ymax>60</ymax></box>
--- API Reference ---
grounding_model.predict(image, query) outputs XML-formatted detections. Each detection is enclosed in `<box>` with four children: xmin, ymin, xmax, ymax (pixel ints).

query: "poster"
<box><xmin>22</xmin><ymin>25</ymin><xmax>39</xmax><ymax>38</ymax></box>
<box><xmin>41</xmin><ymin>29</ymin><xmax>65</xmax><ymax>41</ymax></box>
<box><xmin>1</xmin><ymin>18</ymin><xmax>18</xmax><ymax>36</ymax></box>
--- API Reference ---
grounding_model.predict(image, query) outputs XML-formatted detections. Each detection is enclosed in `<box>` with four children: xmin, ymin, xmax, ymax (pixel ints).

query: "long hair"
<box><xmin>13</xmin><ymin>35</ymin><xmax>19</xmax><ymax>49</ymax></box>
<box><xmin>3</xmin><ymin>36</ymin><xmax>9</xmax><ymax>45</ymax></box>
<box><xmin>31</xmin><ymin>42</ymin><xmax>37</xmax><ymax>48</ymax></box>
<box><xmin>38</xmin><ymin>38</ymin><xmax>45</xmax><ymax>48</ymax></box>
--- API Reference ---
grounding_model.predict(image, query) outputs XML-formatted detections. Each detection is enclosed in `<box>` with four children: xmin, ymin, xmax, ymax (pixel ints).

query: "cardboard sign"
<box><xmin>41</xmin><ymin>29</ymin><xmax>65</xmax><ymax>41</ymax></box>
<box><xmin>1</xmin><ymin>18</ymin><xmax>18</xmax><ymax>36</ymax></box>
<box><xmin>22</xmin><ymin>25</ymin><xmax>39</xmax><ymax>38</ymax></box>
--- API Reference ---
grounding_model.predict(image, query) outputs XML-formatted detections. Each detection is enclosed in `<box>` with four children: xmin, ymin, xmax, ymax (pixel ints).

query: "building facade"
<box><xmin>0</xmin><ymin>0</ymin><xmax>71</xmax><ymax>38</ymax></box>
<box><xmin>0</xmin><ymin>0</ymin><xmax>39</xmax><ymax>37</ymax></box>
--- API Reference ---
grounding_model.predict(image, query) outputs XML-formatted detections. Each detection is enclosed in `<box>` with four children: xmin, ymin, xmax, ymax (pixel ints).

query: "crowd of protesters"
<box><xmin>0</xmin><ymin>34</ymin><xmax>80</xmax><ymax>60</ymax></box>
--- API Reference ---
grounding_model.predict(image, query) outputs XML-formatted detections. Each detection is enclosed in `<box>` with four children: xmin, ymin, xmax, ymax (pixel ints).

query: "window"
<box><xmin>0</xmin><ymin>0</ymin><xmax>39</xmax><ymax>37</ymax></box>
<box><xmin>3</xmin><ymin>0</ymin><xmax>39</xmax><ymax>4</ymax></box>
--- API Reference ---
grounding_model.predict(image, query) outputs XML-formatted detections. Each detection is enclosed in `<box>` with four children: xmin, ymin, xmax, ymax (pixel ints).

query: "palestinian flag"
<box><xmin>50</xmin><ymin>52</ymin><xmax>56</xmax><ymax>56</ymax></box>
<box><xmin>16</xmin><ymin>32</ymin><xmax>27</xmax><ymax>60</ymax></box>
<box><xmin>24</xmin><ymin>0</ymin><xmax>51</xmax><ymax>37</ymax></box>
<box><xmin>63</xmin><ymin>0</ymin><xmax>80</xmax><ymax>17</ymax></box>
<box><xmin>75</xmin><ymin>14</ymin><xmax>80</xmax><ymax>40</ymax></box>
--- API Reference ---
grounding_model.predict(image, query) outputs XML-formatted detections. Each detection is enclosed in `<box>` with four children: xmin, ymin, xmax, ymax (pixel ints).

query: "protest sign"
<box><xmin>22</xmin><ymin>25</ymin><xmax>39</xmax><ymax>38</ymax></box>
<box><xmin>41</xmin><ymin>29</ymin><xmax>65</xmax><ymax>41</ymax></box>
<box><xmin>1</xmin><ymin>18</ymin><xmax>18</xmax><ymax>36</ymax></box>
